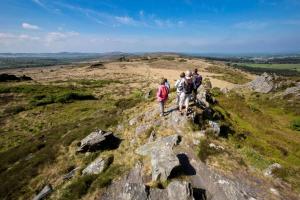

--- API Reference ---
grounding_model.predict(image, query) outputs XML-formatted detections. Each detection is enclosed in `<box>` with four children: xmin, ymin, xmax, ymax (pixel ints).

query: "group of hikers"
<box><xmin>156</xmin><ymin>68</ymin><xmax>202</xmax><ymax>116</ymax></box>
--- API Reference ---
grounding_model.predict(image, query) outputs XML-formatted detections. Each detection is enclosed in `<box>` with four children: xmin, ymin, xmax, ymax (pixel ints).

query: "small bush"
<box><xmin>197</xmin><ymin>138</ymin><xmax>220</xmax><ymax>162</ymax></box>
<box><xmin>31</xmin><ymin>92</ymin><xmax>96</xmax><ymax>106</ymax></box>
<box><xmin>59</xmin><ymin>175</ymin><xmax>97</xmax><ymax>200</ymax></box>
<box><xmin>291</xmin><ymin>118</ymin><xmax>300</xmax><ymax>131</ymax></box>
<box><xmin>3</xmin><ymin>105</ymin><xmax>26</xmax><ymax>115</ymax></box>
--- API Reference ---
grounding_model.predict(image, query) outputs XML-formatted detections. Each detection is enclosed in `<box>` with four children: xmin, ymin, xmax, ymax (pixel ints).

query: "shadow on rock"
<box><xmin>193</xmin><ymin>188</ymin><xmax>207</xmax><ymax>200</ymax></box>
<box><xmin>169</xmin><ymin>153</ymin><xmax>196</xmax><ymax>178</ymax></box>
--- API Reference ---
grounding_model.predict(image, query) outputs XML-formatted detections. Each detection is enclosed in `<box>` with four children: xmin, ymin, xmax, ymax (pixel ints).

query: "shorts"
<box><xmin>179</xmin><ymin>92</ymin><xmax>192</xmax><ymax>108</ymax></box>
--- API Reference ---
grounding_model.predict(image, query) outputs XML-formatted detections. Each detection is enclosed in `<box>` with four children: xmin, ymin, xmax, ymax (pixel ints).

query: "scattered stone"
<box><xmin>282</xmin><ymin>82</ymin><xmax>300</xmax><ymax>97</ymax></box>
<box><xmin>270</xmin><ymin>188</ymin><xmax>280</xmax><ymax>196</ymax></box>
<box><xmin>151</xmin><ymin>147</ymin><xmax>180</xmax><ymax>182</ymax></box>
<box><xmin>77</xmin><ymin>130</ymin><xmax>120</xmax><ymax>153</ymax></box>
<box><xmin>33</xmin><ymin>184</ymin><xmax>53</xmax><ymax>200</ymax></box>
<box><xmin>206</xmin><ymin>121</ymin><xmax>220</xmax><ymax>136</ymax></box>
<box><xmin>263</xmin><ymin>163</ymin><xmax>282</xmax><ymax>177</ymax></box>
<box><xmin>82</xmin><ymin>156</ymin><xmax>113</xmax><ymax>175</ymax></box>
<box><xmin>221</xmin><ymin>87</ymin><xmax>230</xmax><ymax>94</ymax></box>
<box><xmin>209</xmin><ymin>143</ymin><xmax>225</xmax><ymax>151</ymax></box>
<box><xmin>63</xmin><ymin>167</ymin><xmax>79</xmax><ymax>180</ymax></box>
<box><xmin>247</xmin><ymin>73</ymin><xmax>279</xmax><ymax>93</ymax></box>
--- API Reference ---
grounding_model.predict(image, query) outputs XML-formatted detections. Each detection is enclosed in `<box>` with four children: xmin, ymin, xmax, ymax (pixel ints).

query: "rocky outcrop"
<box><xmin>77</xmin><ymin>130</ymin><xmax>120</xmax><ymax>153</ymax></box>
<box><xmin>247</xmin><ymin>72</ymin><xmax>279</xmax><ymax>93</ymax></box>
<box><xmin>63</xmin><ymin>167</ymin><xmax>79</xmax><ymax>180</ymax></box>
<box><xmin>33</xmin><ymin>184</ymin><xmax>53</xmax><ymax>200</ymax></box>
<box><xmin>135</xmin><ymin>135</ymin><xmax>181</xmax><ymax>182</ymax></box>
<box><xmin>149</xmin><ymin>181</ymin><xmax>194</xmax><ymax>200</ymax></box>
<box><xmin>135</xmin><ymin>134</ymin><xmax>180</xmax><ymax>156</ymax></box>
<box><xmin>99</xmin><ymin>163</ymin><xmax>148</xmax><ymax>200</ymax></box>
<box><xmin>82</xmin><ymin>156</ymin><xmax>113</xmax><ymax>175</ymax></box>
<box><xmin>150</xmin><ymin>147</ymin><xmax>180</xmax><ymax>182</ymax></box>
<box><xmin>206</xmin><ymin>121</ymin><xmax>220</xmax><ymax>136</ymax></box>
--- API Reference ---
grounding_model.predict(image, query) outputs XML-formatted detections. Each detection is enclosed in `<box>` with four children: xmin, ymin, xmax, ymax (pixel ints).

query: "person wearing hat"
<box><xmin>179</xmin><ymin>70</ymin><xmax>194</xmax><ymax>116</ymax></box>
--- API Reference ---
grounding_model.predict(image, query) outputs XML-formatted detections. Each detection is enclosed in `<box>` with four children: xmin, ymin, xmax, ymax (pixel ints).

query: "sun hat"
<box><xmin>186</xmin><ymin>70</ymin><xmax>192</xmax><ymax>79</ymax></box>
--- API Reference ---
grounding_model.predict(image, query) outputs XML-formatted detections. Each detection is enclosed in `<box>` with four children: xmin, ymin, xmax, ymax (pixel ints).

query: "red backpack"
<box><xmin>160</xmin><ymin>85</ymin><xmax>168</xmax><ymax>101</ymax></box>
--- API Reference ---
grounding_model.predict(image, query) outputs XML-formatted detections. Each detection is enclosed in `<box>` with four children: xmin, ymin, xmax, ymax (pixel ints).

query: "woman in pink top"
<box><xmin>157</xmin><ymin>78</ymin><xmax>169</xmax><ymax>117</ymax></box>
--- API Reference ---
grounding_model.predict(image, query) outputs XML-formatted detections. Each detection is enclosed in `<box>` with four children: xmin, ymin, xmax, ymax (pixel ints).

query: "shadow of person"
<box><xmin>169</xmin><ymin>153</ymin><xmax>196</xmax><ymax>178</ymax></box>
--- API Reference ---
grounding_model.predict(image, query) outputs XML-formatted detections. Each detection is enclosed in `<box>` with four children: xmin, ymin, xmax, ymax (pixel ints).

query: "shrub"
<box><xmin>59</xmin><ymin>175</ymin><xmax>97</xmax><ymax>200</ymax></box>
<box><xmin>291</xmin><ymin>118</ymin><xmax>300</xmax><ymax>131</ymax></box>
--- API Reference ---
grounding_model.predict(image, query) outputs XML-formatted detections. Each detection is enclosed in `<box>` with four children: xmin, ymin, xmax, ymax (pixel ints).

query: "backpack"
<box><xmin>160</xmin><ymin>85</ymin><xmax>168</xmax><ymax>101</ymax></box>
<box><xmin>194</xmin><ymin>74</ymin><xmax>202</xmax><ymax>88</ymax></box>
<box><xmin>183</xmin><ymin>79</ymin><xmax>193</xmax><ymax>94</ymax></box>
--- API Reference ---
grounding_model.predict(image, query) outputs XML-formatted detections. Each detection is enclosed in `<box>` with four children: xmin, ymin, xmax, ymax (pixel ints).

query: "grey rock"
<box><xmin>100</xmin><ymin>163</ymin><xmax>148</xmax><ymax>200</ymax></box>
<box><xmin>135</xmin><ymin>134</ymin><xmax>180</xmax><ymax>156</ymax></box>
<box><xmin>129</xmin><ymin>114</ymin><xmax>144</xmax><ymax>126</ymax></box>
<box><xmin>263</xmin><ymin>163</ymin><xmax>282</xmax><ymax>177</ymax></box>
<box><xmin>144</xmin><ymin>90</ymin><xmax>152</xmax><ymax>99</ymax></box>
<box><xmin>221</xmin><ymin>87</ymin><xmax>230</xmax><ymax>94</ymax></box>
<box><xmin>63</xmin><ymin>167</ymin><xmax>79</xmax><ymax>180</ymax></box>
<box><xmin>206</xmin><ymin>121</ymin><xmax>220</xmax><ymax>136</ymax></box>
<box><xmin>33</xmin><ymin>184</ymin><xmax>53</xmax><ymax>200</ymax></box>
<box><xmin>136</xmin><ymin>135</ymin><xmax>180</xmax><ymax>182</ymax></box>
<box><xmin>247</xmin><ymin>72</ymin><xmax>278</xmax><ymax>93</ymax></box>
<box><xmin>148</xmin><ymin>131</ymin><xmax>156</xmax><ymax>142</ymax></box>
<box><xmin>77</xmin><ymin>129</ymin><xmax>120</xmax><ymax>153</ymax></box>
<box><xmin>82</xmin><ymin>156</ymin><xmax>113</xmax><ymax>175</ymax></box>
<box><xmin>135</xmin><ymin>124</ymin><xmax>152</xmax><ymax>136</ymax></box>
<box><xmin>283</xmin><ymin>83</ymin><xmax>300</xmax><ymax>97</ymax></box>
<box><xmin>151</xmin><ymin>147</ymin><xmax>180</xmax><ymax>182</ymax></box>
<box><xmin>209</xmin><ymin>143</ymin><xmax>225</xmax><ymax>151</ymax></box>
<box><xmin>149</xmin><ymin>180</ymin><xmax>194</xmax><ymax>200</ymax></box>
<box><xmin>203</xmin><ymin>78</ymin><xmax>212</xmax><ymax>90</ymax></box>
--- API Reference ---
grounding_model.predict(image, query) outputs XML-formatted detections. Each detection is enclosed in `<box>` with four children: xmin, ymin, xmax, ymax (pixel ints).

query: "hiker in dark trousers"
<box><xmin>192</xmin><ymin>68</ymin><xmax>202</xmax><ymax>101</ymax></box>
<box><xmin>157</xmin><ymin>78</ymin><xmax>169</xmax><ymax>117</ymax></box>
<box><xmin>179</xmin><ymin>70</ymin><xmax>194</xmax><ymax>116</ymax></box>
<box><xmin>174</xmin><ymin>72</ymin><xmax>185</xmax><ymax>108</ymax></box>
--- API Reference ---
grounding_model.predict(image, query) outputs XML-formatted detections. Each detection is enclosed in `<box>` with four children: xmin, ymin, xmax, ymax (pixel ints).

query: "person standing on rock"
<box><xmin>192</xmin><ymin>68</ymin><xmax>202</xmax><ymax>101</ymax></box>
<box><xmin>174</xmin><ymin>72</ymin><xmax>185</xmax><ymax>108</ymax></box>
<box><xmin>179</xmin><ymin>70</ymin><xmax>194</xmax><ymax>116</ymax></box>
<box><xmin>157</xmin><ymin>78</ymin><xmax>169</xmax><ymax>116</ymax></box>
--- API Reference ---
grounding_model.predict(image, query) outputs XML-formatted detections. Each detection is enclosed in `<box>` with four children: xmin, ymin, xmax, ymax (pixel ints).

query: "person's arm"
<box><xmin>156</xmin><ymin>86</ymin><xmax>162</xmax><ymax>100</ymax></box>
<box><xmin>174</xmin><ymin>80</ymin><xmax>179</xmax><ymax>88</ymax></box>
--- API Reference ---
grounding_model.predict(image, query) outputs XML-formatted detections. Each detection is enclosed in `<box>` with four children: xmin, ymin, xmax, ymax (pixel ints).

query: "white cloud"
<box><xmin>233</xmin><ymin>21</ymin><xmax>268</xmax><ymax>30</ymax></box>
<box><xmin>32</xmin><ymin>0</ymin><xmax>44</xmax><ymax>7</ymax></box>
<box><xmin>22</xmin><ymin>22</ymin><xmax>40</xmax><ymax>30</ymax></box>
<box><xmin>45</xmin><ymin>31</ymin><xmax>79</xmax><ymax>44</ymax></box>
<box><xmin>115</xmin><ymin>16</ymin><xmax>137</xmax><ymax>25</ymax></box>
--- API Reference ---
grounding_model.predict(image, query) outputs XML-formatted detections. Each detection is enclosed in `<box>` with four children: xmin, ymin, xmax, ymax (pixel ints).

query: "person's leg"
<box><xmin>185</xmin><ymin>94</ymin><xmax>191</xmax><ymax>114</ymax></box>
<box><xmin>179</xmin><ymin>93</ymin><xmax>185</xmax><ymax>113</ymax></box>
<box><xmin>159</xmin><ymin>101</ymin><xmax>164</xmax><ymax>116</ymax></box>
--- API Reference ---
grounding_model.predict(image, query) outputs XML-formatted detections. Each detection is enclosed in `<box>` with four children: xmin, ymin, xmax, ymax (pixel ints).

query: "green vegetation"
<box><xmin>230</xmin><ymin>63</ymin><xmax>300</xmax><ymax>76</ymax></box>
<box><xmin>206</xmin><ymin>65</ymin><xmax>250</xmax><ymax>84</ymax></box>
<box><xmin>0</xmin><ymin>77</ymin><xmax>147</xmax><ymax>200</ymax></box>
<box><xmin>214</xmin><ymin>91</ymin><xmax>300</xmax><ymax>191</ymax></box>
<box><xmin>237</xmin><ymin>63</ymin><xmax>300</xmax><ymax>72</ymax></box>
<box><xmin>291</xmin><ymin>118</ymin><xmax>300</xmax><ymax>131</ymax></box>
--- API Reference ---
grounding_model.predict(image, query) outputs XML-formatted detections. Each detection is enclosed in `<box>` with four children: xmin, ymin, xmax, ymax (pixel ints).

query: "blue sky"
<box><xmin>0</xmin><ymin>0</ymin><xmax>300</xmax><ymax>53</ymax></box>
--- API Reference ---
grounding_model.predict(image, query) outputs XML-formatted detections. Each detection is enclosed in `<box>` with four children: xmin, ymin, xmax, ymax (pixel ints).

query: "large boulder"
<box><xmin>77</xmin><ymin>130</ymin><xmax>120</xmax><ymax>153</ymax></box>
<box><xmin>263</xmin><ymin>163</ymin><xmax>282</xmax><ymax>177</ymax></box>
<box><xmin>149</xmin><ymin>180</ymin><xmax>194</xmax><ymax>200</ymax></box>
<box><xmin>82</xmin><ymin>156</ymin><xmax>113</xmax><ymax>175</ymax></box>
<box><xmin>135</xmin><ymin>134</ymin><xmax>180</xmax><ymax>156</ymax></box>
<box><xmin>33</xmin><ymin>184</ymin><xmax>53</xmax><ymax>200</ymax></box>
<box><xmin>247</xmin><ymin>73</ymin><xmax>279</xmax><ymax>93</ymax></box>
<box><xmin>99</xmin><ymin>163</ymin><xmax>148</xmax><ymax>200</ymax></box>
<box><xmin>135</xmin><ymin>135</ymin><xmax>181</xmax><ymax>182</ymax></box>
<box><xmin>151</xmin><ymin>147</ymin><xmax>180</xmax><ymax>182</ymax></box>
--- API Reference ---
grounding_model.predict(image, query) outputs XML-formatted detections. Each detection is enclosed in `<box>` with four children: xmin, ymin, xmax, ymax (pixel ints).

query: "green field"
<box><xmin>237</xmin><ymin>63</ymin><xmax>300</xmax><ymax>72</ymax></box>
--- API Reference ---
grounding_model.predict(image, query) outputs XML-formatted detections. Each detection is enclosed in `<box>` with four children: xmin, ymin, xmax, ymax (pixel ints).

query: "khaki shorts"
<box><xmin>179</xmin><ymin>92</ymin><xmax>191</xmax><ymax>108</ymax></box>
